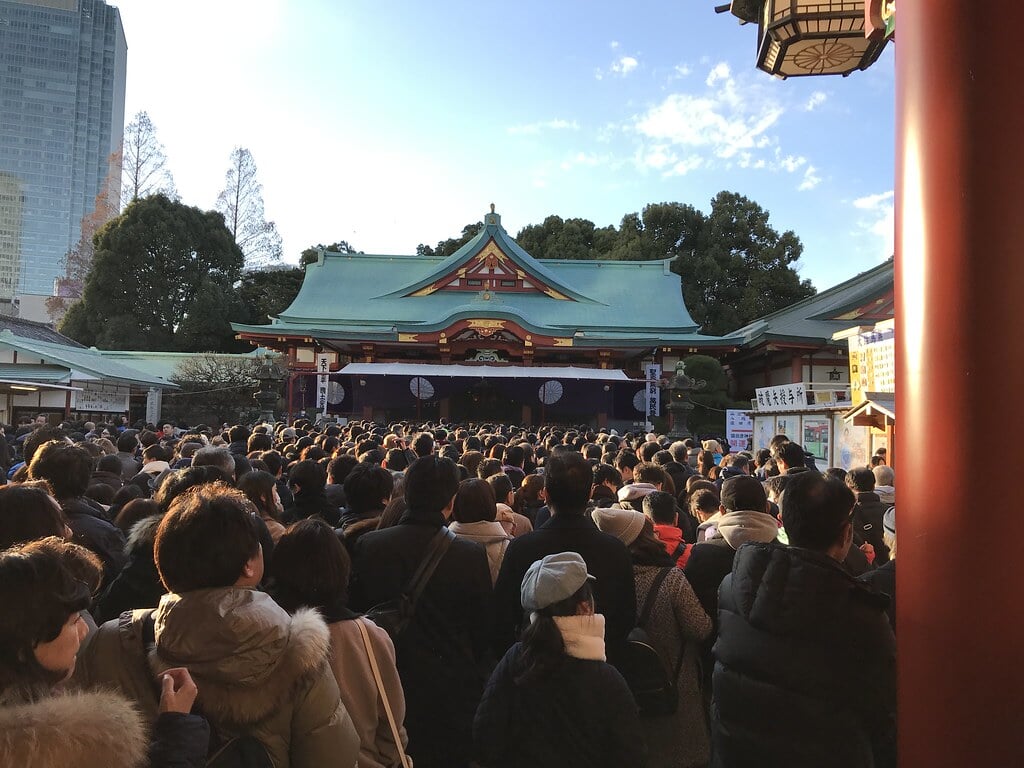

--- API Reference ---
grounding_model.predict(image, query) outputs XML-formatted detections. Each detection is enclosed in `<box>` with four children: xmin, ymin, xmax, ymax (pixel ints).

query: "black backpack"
<box><xmin>363</xmin><ymin>526</ymin><xmax>455</xmax><ymax>643</ymax></box>
<box><xmin>621</xmin><ymin>567</ymin><xmax>684</xmax><ymax>718</ymax></box>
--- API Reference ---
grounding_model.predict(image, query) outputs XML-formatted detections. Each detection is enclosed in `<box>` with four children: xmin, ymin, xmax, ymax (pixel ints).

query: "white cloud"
<box><xmin>778</xmin><ymin>153</ymin><xmax>807</xmax><ymax>173</ymax></box>
<box><xmin>633</xmin><ymin>63</ymin><xmax>784</xmax><ymax>174</ymax></box>
<box><xmin>798</xmin><ymin>165</ymin><xmax>821</xmax><ymax>191</ymax></box>
<box><xmin>853</xmin><ymin>190</ymin><xmax>895</xmax><ymax>257</ymax></box>
<box><xmin>610</xmin><ymin>40</ymin><xmax>620</xmax><ymax>50</ymax></box>
<box><xmin>804</xmin><ymin>91</ymin><xmax>827</xmax><ymax>111</ymax></box>
<box><xmin>674</xmin><ymin>64</ymin><xmax>691</xmax><ymax>78</ymax></box>
<box><xmin>611</xmin><ymin>56</ymin><xmax>639</xmax><ymax>76</ymax></box>
<box><xmin>507</xmin><ymin>119</ymin><xmax>580</xmax><ymax>135</ymax></box>
<box><xmin>705</xmin><ymin>61</ymin><xmax>730</xmax><ymax>87</ymax></box>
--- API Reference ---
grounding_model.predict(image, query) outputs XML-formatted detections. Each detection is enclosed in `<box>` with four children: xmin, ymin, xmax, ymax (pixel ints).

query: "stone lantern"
<box><xmin>253</xmin><ymin>354</ymin><xmax>284</xmax><ymax>424</ymax></box>
<box><xmin>663</xmin><ymin>360</ymin><xmax>706</xmax><ymax>440</ymax></box>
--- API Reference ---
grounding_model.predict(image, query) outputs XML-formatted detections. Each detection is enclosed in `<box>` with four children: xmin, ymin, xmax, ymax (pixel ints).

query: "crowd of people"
<box><xmin>0</xmin><ymin>415</ymin><xmax>897</xmax><ymax>767</ymax></box>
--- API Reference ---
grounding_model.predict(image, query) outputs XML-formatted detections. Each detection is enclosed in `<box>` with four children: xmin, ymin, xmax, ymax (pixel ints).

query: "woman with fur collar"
<box><xmin>0</xmin><ymin>537</ymin><xmax>208</xmax><ymax>768</ymax></box>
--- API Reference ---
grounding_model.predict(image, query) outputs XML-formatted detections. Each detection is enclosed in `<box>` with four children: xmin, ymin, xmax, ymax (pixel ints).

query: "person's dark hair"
<box><xmin>697</xmin><ymin>450</ymin><xmax>716</xmax><ymax>477</ymax></box>
<box><xmin>652</xmin><ymin>450</ymin><xmax>673</xmax><ymax>467</ymax></box>
<box><xmin>153</xmin><ymin>465</ymin><xmax>232</xmax><ymax>514</ymax></box>
<box><xmin>639</xmin><ymin>442</ymin><xmax>661</xmax><ymax>462</ymax></box>
<box><xmin>237</xmin><ymin>470</ymin><xmax>281</xmax><ymax>520</ymax></box>
<box><xmin>690</xmin><ymin>488</ymin><xmax>721</xmax><ymax>518</ymax></box>
<box><xmin>613</xmin><ymin>450</ymin><xmax>640</xmax><ymax>473</ymax></box>
<box><xmin>768</xmin><ymin>434</ymin><xmax>790</xmax><ymax>452</ymax></box>
<box><xmin>84</xmin><ymin>483</ymin><xmax>115</xmax><ymax>506</ymax></box>
<box><xmin>28</xmin><ymin>441</ymin><xmax>92</xmax><ymax>500</ymax></box>
<box><xmin>781</xmin><ymin>472</ymin><xmax>855</xmax><ymax>551</ymax></box>
<box><xmin>515</xmin><ymin>474</ymin><xmax>545</xmax><ymax>511</ymax></box>
<box><xmin>846</xmin><ymin>467</ymin><xmax>875</xmax><ymax>493</ymax></box>
<box><xmin>453</xmin><ymin>478</ymin><xmax>497</xmax><ymax>524</ymax></box>
<box><xmin>116</xmin><ymin>433</ymin><xmax>138</xmax><ymax>453</ymax></box>
<box><xmin>729</xmin><ymin>454</ymin><xmax>751</xmax><ymax>473</ymax></box>
<box><xmin>299</xmin><ymin>445</ymin><xmax>327</xmax><ymax>463</ymax></box>
<box><xmin>114</xmin><ymin>498</ymin><xmax>160</xmax><ymax>534</ymax></box>
<box><xmin>155</xmin><ymin>483</ymin><xmax>261</xmax><ymax>593</ymax></box>
<box><xmin>383</xmin><ymin>448</ymin><xmax>408</xmax><ymax>471</ymax></box>
<box><xmin>592</xmin><ymin>463</ymin><xmax>622</xmax><ymax>489</ymax></box>
<box><xmin>634</xmin><ymin>462</ymin><xmax>667</xmax><ymax>487</ymax></box>
<box><xmin>0</xmin><ymin>537</ymin><xmax>100</xmax><ymax>689</ymax></box>
<box><xmin>259</xmin><ymin>450</ymin><xmax>284</xmax><ymax>477</ymax></box>
<box><xmin>95</xmin><ymin>454</ymin><xmax>123</xmax><ymax>476</ymax></box>
<box><xmin>288</xmin><ymin>460</ymin><xmax>327</xmax><ymax>495</ymax></box>
<box><xmin>192</xmin><ymin>447</ymin><xmax>235</xmax><ymax>479</ymax></box>
<box><xmin>228</xmin><ymin>425</ymin><xmax>251</xmax><ymax>445</ymax></box>
<box><xmin>0</xmin><ymin>485</ymin><xmax>66</xmax><ymax>549</ymax></box>
<box><xmin>271</xmin><ymin>519</ymin><xmax>351</xmax><ymax>619</ymax></box>
<box><xmin>513</xmin><ymin>580</ymin><xmax>594</xmax><ymax>686</ymax></box>
<box><xmin>327</xmin><ymin>454</ymin><xmax>359</xmax><ymax>485</ymax></box>
<box><xmin>247</xmin><ymin>433</ymin><xmax>272</xmax><ymax>453</ymax></box>
<box><xmin>138</xmin><ymin>430</ymin><xmax>159</xmax><ymax>448</ymax></box>
<box><xmin>411</xmin><ymin>432</ymin><xmax>434</xmax><ymax>458</ymax></box>
<box><xmin>629</xmin><ymin>518</ymin><xmax>674</xmax><ymax>566</ymax></box>
<box><xmin>721</xmin><ymin>475</ymin><xmax>768</xmax><ymax>513</ymax></box>
<box><xmin>142</xmin><ymin>444</ymin><xmax>170</xmax><ymax>464</ymax></box>
<box><xmin>477</xmin><ymin>457</ymin><xmax>502</xmax><ymax>480</ymax></box>
<box><xmin>404</xmin><ymin>456</ymin><xmax>459</xmax><ymax>516</ymax></box>
<box><xmin>343</xmin><ymin>464</ymin><xmax>394</xmax><ymax>516</ymax></box>
<box><xmin>459</xmin><ymin>451</ymin><xmax>484</xmax><ymax>477</ymax></box>
<box><xmin>544</xmin><ymin>451</ymin><xmax>593</xmax><ymax>514</ymax></box>
<box><xmin>773</xmin><ymin>441</ymin><xmax>806</xmax><ymax>469</ymax></box>
<box><xmin>642</xmin><ymin>490</ymin><xmax>677</xmax><ymax>525</ymax></box>
<box><xmin>824</xmin><ymin>467</ymin><xmax>848</xmax><ymax>483</ymax></box>
<box><xmin>504</xmin><ymin>445</ymin><xmax>525</xmax><ymax>468</ymax></box>
<box><xmin>23</xmin><ymin>426</ymin><xmax>65</xmax><ymax>466</ymax></box>
<box><xmin>763</xmin><ymin>474</ymin><xmax>792</xmax><ymax>501</ymax></box>
<box><xmin>486</xmin><ymin>473</ymin><xmax>514</xmax><ymax>506</ymax></box>
<box><xmin>377</xmin><ymin>495</ymin><xmax>407</xmax><ymax>529</ymax></box>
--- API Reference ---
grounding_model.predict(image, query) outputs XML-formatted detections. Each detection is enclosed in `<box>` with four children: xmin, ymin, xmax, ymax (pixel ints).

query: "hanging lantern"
<box><xmin>755</xmin><ymin>1</ymin><xmax>888</xmax><ymax>79</ymax></box>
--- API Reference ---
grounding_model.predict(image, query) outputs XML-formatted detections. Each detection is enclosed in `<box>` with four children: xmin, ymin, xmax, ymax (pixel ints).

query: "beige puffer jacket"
<box><xmin>74</xmin><ymin>587</ymin><xmax>360</xmax><ymax>768</ymax></box>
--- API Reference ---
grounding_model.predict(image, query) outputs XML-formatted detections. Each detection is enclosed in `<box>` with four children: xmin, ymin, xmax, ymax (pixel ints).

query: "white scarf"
<box><xmin>551</xmin><ymin>614</ymin><xmax>606</xmax><ymax>661</ymax></box>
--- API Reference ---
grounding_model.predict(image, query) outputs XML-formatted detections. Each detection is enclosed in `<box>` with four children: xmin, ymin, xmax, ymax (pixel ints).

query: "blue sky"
<box><xmin>113</xmin><ymin>0</ymin><xmax>895</xmax><ymax>291</ymax></box>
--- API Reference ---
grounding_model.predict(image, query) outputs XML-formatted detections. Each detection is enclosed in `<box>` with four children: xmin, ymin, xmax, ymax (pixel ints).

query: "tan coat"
<box><xmin>74</xmin><ymin>588</ymin><xmax>360</xmax><ymax>768</ymax></box>
<box><xmin>327</xmin><ymin>618</ymin><xmax>409</xmax><ymax>768</ymax></box>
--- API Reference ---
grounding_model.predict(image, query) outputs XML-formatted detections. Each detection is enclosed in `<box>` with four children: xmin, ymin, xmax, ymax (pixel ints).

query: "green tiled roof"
<box><xmin>0</xmin><ymin>364</ymin><xmax>70</xmax><ymax>382</ymax></box>
<box><xmin>94</xmin><ymin>349</ymin><xmax>275</xmax><ymax>382</ymax></box>
<box><xmin>233</xmin><ymin>212</ymin><xmax>738</xmax><ymax>348</ymax></box>
<box><xmin>728</xmin><ymin>260</ymin><xmax>894</xmax><ymax>346</ymax></box>
<box><xmin>0</xmin><ymin>331</ymin><xmax>177</xmax><ymax>388</ymax></box>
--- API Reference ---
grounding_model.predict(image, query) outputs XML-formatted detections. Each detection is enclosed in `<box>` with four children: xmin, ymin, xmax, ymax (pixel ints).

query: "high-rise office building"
<box><xmin>0</xmin><ymin>0</ymin><xmax>126</xmax><ymax>303</ymax></box>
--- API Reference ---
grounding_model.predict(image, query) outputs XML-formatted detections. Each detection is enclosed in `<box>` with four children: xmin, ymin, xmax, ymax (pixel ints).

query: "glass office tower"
<box><xmin>0</xmin><ymin>0</ymin><xmax>126</xmax><ymax>303</ymax></box>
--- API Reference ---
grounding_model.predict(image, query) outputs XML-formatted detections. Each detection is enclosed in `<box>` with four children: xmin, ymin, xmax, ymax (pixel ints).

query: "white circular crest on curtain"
<box><xmin>633</xmin><ymin>390</ymin><xmax>647</xmax><ymax>413</ymax></box>
<box><xmin>326</xmin><ymin>381</ymin><xmax>346</xmax><ymax>405</ymax></box>
<box><xmin>410</xmin><ymin>377</ymin><xmax>434</xmax><ymax>400</ymax></box>
<box><xmin>538</xmin><ymin>380</ymin><xmax>563</xmax><ymax>405</ymax></box>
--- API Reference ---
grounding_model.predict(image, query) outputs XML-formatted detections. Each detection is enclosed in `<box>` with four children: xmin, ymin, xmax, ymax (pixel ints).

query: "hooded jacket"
<box><xmin>711</xmin><ymin>542</ymin><xmax>896</xmax><ymax>768</ymax></box>
<box><xmin>74</xmin><ymin>588</ymin><xmax>360</xmax><ymax>768</ymax></box>
<box><xmin>94</xmin><ymin>515</ymin><xmax>164</xmax><ymax>624</ymax></box>
<box><xmin>0</xmin><ymin>685</ymin><xmax>208</xmax><ymax>768</ymax></box>
<box><xmin>448</xmin><ymin>519</ymin><xmax>512</xmax><ymax>584</ymax></box>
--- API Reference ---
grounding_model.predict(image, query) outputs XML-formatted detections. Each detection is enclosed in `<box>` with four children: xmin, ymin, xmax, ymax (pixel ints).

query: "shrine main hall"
<box><xmin>232</xmin><ymin>208</ymin><xmax>736</xmax><ymax>426</ymax></box>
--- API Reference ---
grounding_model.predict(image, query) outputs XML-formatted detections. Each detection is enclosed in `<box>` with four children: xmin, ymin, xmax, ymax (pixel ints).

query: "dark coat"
<box><xmin>684</xmin><ymin>540</ymin><xmax>737</xmax><ymax>620</ymax></box>
<box><xmin>473</xmin><ymin>642</ymin><xmax>646</xmax><ymax>768</ymax></box>
<box><xmin>286</xmin><ymin>490</ymin><xmax>341</xmax><ymax>526</ymax></box>
<box><xmin>859</xmin><ymin>559</ymin><xmax>896</xmax><ymax>632</ymax></box>
<box><xmin>350</xmin><ymin>507</ymin><xmax>494</xmax><ymax>768</ymax></box>
<box><xmin>492</xmin><ymin>511</ymin><xmax>636</xmax><ymax>660</ymax></box>
<box><xmin>116</xmin><ymin>451</ymin><xmax>142</xmax><ymax>481</ymax></box>
<box><xmin>62</xmin><ymin>496</ymin><xmax>127</xmax><ymax>589</ymax></box>
<box><xmin>712</xmin><ymin>542</ymin><xmax>896</xmax><ymax>768</ymax></box>
<box><xmin>95</xmin><ymin>515</ymin><xmax>163</xmax><ymax>624</ymax></box>
<box><xmin>852</xmin><ymin>492</ymin><xmax>891</xmax><ymax>564</ymax></box>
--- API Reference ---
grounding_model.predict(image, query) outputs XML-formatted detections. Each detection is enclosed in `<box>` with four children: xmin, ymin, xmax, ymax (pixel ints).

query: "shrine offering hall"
<box><xmin>233</xmin><ymin>208</ymin><xmax>734</xmax><ymax>426</ymax></box>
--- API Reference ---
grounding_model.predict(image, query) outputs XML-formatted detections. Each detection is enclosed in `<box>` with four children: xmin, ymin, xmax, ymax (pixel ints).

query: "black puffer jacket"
<box><xmin>852</xmin><ymin>492</ymin><xmax>891</xmax><ymax>564</ymax></box>
<box><xmin>62</xmin><ymin>497</ymin><xmax>127</xmax><ymax>590</ymax></box>
<box><xmin>473</xmin><ymin>642</ymin><xmax>646</xmax><ymax>768</ymax></box>
<box><xmin>712</xmin><ymin>542</ymin><xmax>896</xmax><ymax>768</ymax></box>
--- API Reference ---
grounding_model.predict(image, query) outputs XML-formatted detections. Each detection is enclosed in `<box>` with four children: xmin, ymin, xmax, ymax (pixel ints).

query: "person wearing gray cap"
<box><xmin>474</xmin><ymin>552</ymin><xmax>646</xmax><ymax>768</ymax></box>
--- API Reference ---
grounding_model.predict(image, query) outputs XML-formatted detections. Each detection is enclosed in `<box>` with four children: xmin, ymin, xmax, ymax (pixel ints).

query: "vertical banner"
<box><xmin>146</xmin><ymin>387</ymin><xmax>161</xmax><ymax>425</ymax></box>
<box><xmin>645</xmin><ymin>363</ymin><xmax>661</xmax><ymax>431</ymax></box>
<box><xmin>316</xmin><ymin>354</ymin><xmax>330</xmax><ymax>416</ymax></box>
<box><xmin>726</xmin><ymin>409</ymin><xmax>754</xmax><ymax>452</ymax></box>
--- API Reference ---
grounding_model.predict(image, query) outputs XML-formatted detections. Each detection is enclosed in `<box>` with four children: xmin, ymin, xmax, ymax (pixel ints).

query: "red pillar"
<box><xmin>897</xmin><ymin>4</ymin><xmax>1024</xmax><ymax>766</ymax></box>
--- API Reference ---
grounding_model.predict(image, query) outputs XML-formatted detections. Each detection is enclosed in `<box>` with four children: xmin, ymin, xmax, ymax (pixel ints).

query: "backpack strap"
<box><xmin>404</xmin><ymin>526</ymin><xmax>455</xmax><ymax>608</ymax></box>
<box><xmin>670</xmin><ymin>541</ymin><xmax>687</xmax><ymax>563</ymax></box>
<box><xmin>356</xmin><ymin>618</ymin><xmax>412</xmax><ymax>768</ymax></box>
<box><xmin>638</xmin><ymin>567</ymin><xmax>673</xmax><ymax>628</ymax></box>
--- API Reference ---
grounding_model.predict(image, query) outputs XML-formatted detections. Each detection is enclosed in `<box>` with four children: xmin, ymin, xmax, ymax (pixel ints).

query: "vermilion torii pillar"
<box><xmin>897</xmin><ymin>3</ymin><xmax>1024</xmax><ymax>766</ymax></box>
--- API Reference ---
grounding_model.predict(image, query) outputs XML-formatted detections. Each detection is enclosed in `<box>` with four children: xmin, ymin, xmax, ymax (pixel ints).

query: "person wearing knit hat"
<box><xmin>592</xmin><ymin>506</ymin><xmax>646</xmax><ymax>546</ymax></box>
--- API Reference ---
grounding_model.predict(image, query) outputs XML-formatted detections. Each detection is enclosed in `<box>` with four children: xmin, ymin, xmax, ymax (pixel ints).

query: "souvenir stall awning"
<box><xmin>842</xmin><ymin>391</ymin><xmax>895</xmax><ymax>428</ymax></box>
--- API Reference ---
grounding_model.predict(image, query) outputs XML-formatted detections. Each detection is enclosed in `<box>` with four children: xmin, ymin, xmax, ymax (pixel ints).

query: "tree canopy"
<box><xmin>59</xmin><ymin>194</ymin><xmax>245</xmax><ymax>352</ymax></box>
<box><xmin>119</xmin><ymin>111</ymin><xmax>176</xmax><ymax>208</ymax></box>
<box><xmin>215</xmin><ymin>147</ymin><xmax>282</xmax><ymax>270</ymax></box>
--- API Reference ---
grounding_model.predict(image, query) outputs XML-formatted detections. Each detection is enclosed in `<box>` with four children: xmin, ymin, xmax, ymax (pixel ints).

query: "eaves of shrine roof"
<box><xmin>728</xmin><ymin>259</ymin><xmax>894</xmax><ymax>347</ymax></box>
